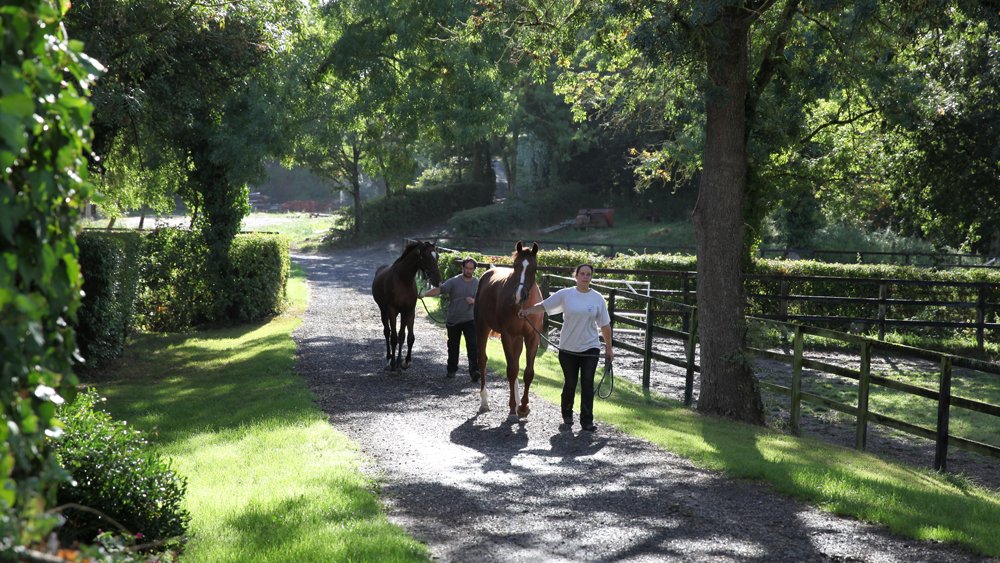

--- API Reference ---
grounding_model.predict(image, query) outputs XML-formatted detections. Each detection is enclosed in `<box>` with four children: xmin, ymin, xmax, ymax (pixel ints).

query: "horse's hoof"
<box><xmin>401</xmin><ymin>361</ymin><xmax>410</xmax><ymax>370</ymax></box>
<box><xmin>478</xmin><ymin>405</ymin><xmax>491</xmax><ymax>414</ymax></box>
<box><xmin>506</xmin><ymin>412</ymin><xmax>519</xmax><ymax>423</ymax></box>
<box><xmin>516</xmin><ymin>405</ymin><xmax>530</xmax><ymax>418</ymax></box>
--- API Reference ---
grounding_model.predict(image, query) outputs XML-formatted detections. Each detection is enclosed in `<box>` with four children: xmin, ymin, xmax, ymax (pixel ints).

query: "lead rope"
<box><xmin>415</xmin><ymin>277</ymin><xmax>446</xmax><ymax>324</ymax></box>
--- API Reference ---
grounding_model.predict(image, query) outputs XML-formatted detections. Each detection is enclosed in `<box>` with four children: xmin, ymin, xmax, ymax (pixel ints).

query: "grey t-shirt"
<box><xmin>440</xmin><ymin>274</ymin><xmax>479</xmax><ymax>325</ymax></box>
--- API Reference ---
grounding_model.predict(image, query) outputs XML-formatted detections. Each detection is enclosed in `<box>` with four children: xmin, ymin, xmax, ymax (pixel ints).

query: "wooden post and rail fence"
<box><xmin>537</xmin><ymin>273</ymin><xmax>1000</xmax><ymax>473</ymax></box>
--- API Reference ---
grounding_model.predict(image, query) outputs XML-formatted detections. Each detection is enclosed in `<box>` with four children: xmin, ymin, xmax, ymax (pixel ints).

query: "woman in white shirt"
<box><xmin>519</xmin><ymin>264</ymin><xmax>613</xmax><ymax>431</ymax></box>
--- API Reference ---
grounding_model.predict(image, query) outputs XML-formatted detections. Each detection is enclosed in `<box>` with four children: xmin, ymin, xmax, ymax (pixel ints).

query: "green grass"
<box><xmin>482</xmin><ymin>338</ymin><xmax>1000</xmax><ymax>557</ymax></box>
<box><xmin>85</xmin><ymin>265</ymin><xmax>428</xmax><ymax>562</ymax></box>
<box><xmin>526</xmin><ymin>212</ymin><xmax>696</xmax><ymax>252</ymax></box>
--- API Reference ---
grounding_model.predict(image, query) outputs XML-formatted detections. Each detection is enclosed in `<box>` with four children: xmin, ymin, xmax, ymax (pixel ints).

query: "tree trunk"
<box><xmin>692</xmin><ymin>8</ymin><xmax>765</xmax><ymax>425</ymax></box>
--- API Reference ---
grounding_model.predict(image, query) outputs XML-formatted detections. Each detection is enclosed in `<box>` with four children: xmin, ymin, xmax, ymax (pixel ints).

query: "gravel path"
<box><xmin>292</xmin><ymin>240</ymin><xmax>993</xmax><ymax>562</ymax></box>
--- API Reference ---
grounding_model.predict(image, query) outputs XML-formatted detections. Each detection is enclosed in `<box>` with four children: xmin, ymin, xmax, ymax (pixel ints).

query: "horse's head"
<box><xmin>417</xmin><ymin>241</ymin><xmax>442</xmax><ymax>287</ymax></box>
<box><xmin>512</xmin><ymin>240</ymin><xmax>539</xmax><ymax>305</ymax></box>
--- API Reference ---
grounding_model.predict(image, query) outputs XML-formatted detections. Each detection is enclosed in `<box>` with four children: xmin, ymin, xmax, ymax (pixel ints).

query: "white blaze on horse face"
<box><xmin>515</xmin><ymin>258</ymin><xmax>529</xmax><ymax>304</ymax></box>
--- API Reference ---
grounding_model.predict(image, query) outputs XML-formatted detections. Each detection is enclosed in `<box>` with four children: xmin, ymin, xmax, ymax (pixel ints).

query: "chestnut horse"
<box><xmin>473</xmin><ymin>241</ymin><xmax>544</xmax><ymax>419</ymax></box>
<box><xmin>372</xmin><ymin>240</ymin><xmax>442</xmax><ymax>372</ymax></box>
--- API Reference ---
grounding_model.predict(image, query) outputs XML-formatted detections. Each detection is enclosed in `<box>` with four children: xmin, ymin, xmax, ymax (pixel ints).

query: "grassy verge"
<box><xmin>86</xmin><ymin>265</ymin><xmax>428</xmax><ymax>562</ymax></box>
<box><xmin>483</xmin><ymin>338</ymin><xmax>1000</xmax><ymax>557</ymax></box>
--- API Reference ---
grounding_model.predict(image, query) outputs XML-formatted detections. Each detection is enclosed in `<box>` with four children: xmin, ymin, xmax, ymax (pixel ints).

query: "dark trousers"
<box><xmin>447</xmin><ymin>320</ymin><xmax>478</xmax><ymax>375</ymax></box>
<box><xmin>558</xmin><ymin>348</ymin><xmax>600</xmax><ymax>425</ymax></box>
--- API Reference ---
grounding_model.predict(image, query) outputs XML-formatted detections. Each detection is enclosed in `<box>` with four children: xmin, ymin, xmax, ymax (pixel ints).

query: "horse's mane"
<box><xmin>394</xmin><ymin>241</ymin><xmax>422</xmax><ymax>265</ymax></box>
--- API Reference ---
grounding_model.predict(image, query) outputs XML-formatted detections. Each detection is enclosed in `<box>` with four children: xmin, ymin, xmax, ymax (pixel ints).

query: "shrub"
<box><xmin>54</xmin><ymin>390</ymin><xmax>190</xmax><ymax>549</ymax></box>
<box><xmin>135</xmin><ymin>229</ymin><xmax>289</xmax><ymax>331</ymax></box>
<box><xmin>77</xmin><ymin>232</ymin><xmax>142</xmax><ymax>367</ymax></box>
<box><xmin>136</xmin><ymin>229</ymin><xmax>211</xmax><ymax>332</ymax></box>
<box><xmin>229</xmin><ymin>233</ymin><xmax>290</xmax><ymax>323</ymax></box>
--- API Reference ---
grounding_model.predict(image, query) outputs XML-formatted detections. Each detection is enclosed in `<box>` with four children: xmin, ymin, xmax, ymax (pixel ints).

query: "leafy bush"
<box><xmin>54</xmin><ymin>390</ymin><xmax>190</xmax><ymax>548</ymax></box>
<box><xmin>136</xmin><ymin>229</ymin><xmax>211</xmax><ymax>331</ymax></box>
<box><xmin>1</xmin><ymin>0</ymin><xmax>100</xmax><ymax>553</ymax></box>
<box><xmin>77</xmin><ymin>232</ymin><xmax>142</xmax><ymax>367</ymax></box>
<box><xmin>135</xmin><ymin>229</ymin><xmax>289</xmax><ymax>331</ymax></box>
<box><xmin>228</xmin><ymin>233</ymin><xmax>290</xmax><ymax>323</ymax></box>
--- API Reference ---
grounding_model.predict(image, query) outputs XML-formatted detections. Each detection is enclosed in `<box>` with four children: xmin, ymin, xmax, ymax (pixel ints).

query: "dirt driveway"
<box><xmin>292</xmin><ymin>239</ymin><xmax>992</xmax><ymax>562</ymax></box>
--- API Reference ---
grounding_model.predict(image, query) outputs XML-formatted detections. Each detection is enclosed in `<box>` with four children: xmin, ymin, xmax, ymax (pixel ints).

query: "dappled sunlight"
<box><xmin>180</xmin><ymin>421</ymin><xmax>425</xmax><ymax>561</ymax></box>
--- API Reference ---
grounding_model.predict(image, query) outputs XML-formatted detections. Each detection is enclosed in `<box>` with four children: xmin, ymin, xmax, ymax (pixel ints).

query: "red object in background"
<box><xmin>575</xmin><ymin>208</ymin><xmax>615</xmax><ymax>228</ymax></box>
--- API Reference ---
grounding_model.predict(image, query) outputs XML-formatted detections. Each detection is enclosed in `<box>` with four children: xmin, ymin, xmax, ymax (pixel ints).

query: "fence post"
<box><xmin>642</xmin><ymin>298</ymin><xmax>654</xmax><ymax>390</ymax></box>
<box><xmin>790</xmin><ymin>326</ymin><xmax>803</xmax><ymax>436</ymax></box>
<box><xmin>684</xmin><ymin>309</ymin><xmax>697</xmax><ymax>406</ymax></box>
<box><xmin>681</xmin><ymin>275</ymin><xmax>692</xmax><ymax>334</ymax></box>
<box><xmin>608</xmin><ymin>288</ymin><xmax>617</xmax><ymax>332</ymax></box>
<box><xmin>934</xmin><ymin>356</ymin><xmax>953</xmax><ymax>471</ymax></box>
<box><xmin>976</xmin><ymin>285</ymin><xmax>986</xmax><ymax>352</ymax></box>
<box><xmin>878</xmin><ymin>283</ymin><xmax>888</xmax><ymax>341</ymax></box>
<box><xmin>856</xmin><ymin>341</ymin><xmax>872</xmax><ymax>451</ymax></box>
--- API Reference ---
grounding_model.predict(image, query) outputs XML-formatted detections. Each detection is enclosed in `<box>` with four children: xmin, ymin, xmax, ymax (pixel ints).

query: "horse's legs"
<box><xmin>389</xmin><ymin>312</ymin><xmax>401</xmax><ymax>371</ymax></box>
<box><xmin>381</xmin><ymin>311</ymin><xmax>392</xmax><ymax>371</ymax></box>
<box><xmin>501</xmin><ymin>334</ymin><xmax>524</xmax><ymax>418</ymax></box>
<box><xmin>475</xmin><ymin>320</ymin><xmax>491</xmax><ymax>412</ymax></box>
<box><xmin>519</xmin><ymin>333</ymin><xmax>540</xmax><ymax>418</ymax></box>
<box><xmin>401</xmin><ymin>308</ymin><xmax>415</xmax><ymax>370</ymax></box>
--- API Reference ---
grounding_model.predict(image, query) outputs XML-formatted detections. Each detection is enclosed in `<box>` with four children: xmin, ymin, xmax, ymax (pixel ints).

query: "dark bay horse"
<box><xmin>473</xmin><ymin>241</ymin><xmax>543</xmax><ymax>419</ymax></box>
<box><xmin>372</xmin><ymin>240</ymin><xmax>442</xmax><ymax>372</ymax></box>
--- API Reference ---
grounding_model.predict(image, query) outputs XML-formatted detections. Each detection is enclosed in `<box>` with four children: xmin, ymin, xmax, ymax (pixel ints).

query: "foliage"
<box><xmin>76</xmin><ymin>232</ymin><xmax>142</xmax><ymax>368</ymax></box>
<box><xmin>136</xmin><ymin>229</ymin><xmax>211</xmax><ymax>332</ymax></box>
<box><xmin>0</xmin><ymin>0</ymin><xmax>101</xmax><ymax>553</ymax></box>
<box><xmin>65</xmin><ymin>0</ymin><xmax>305</xmax><ymax>321</ymax></box>
<box><xmin>229</xmin><ymin>234</ymin><xmax>291</xmax><ymax>324</ymax></box>
<box><xmin>448</xmin><ymin>181</ymin><xmax>603</xmax><ymax>236</ymax></box>
<box><xmin>357</xmin><ymin>181</ymin><xmax>493</xmax><ymax>239</ymax></box>
<box><xmin>136</xmin><ymin>230</ymin><xmax>290</xmax><ymax>332</ymax></box>
<box><xmin>54</xmin><ymin>390</ymin><xmax>189</xmax><ymax>549</ymax></box>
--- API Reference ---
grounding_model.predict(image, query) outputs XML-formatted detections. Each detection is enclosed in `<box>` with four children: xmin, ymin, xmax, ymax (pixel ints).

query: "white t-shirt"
<box><xmin>541</xmin><ymin>287</ymin><xmax>611</xmax><ymax>353</ymax></box>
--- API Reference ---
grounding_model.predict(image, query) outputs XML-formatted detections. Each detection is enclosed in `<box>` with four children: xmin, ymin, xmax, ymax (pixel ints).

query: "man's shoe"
<box><xmin>446</xmin><ymin>371</ymin><xmax>456</xmax><ymax>378</ymax></box>
<box><xmin>581</xmin><ymin>423</ymin><xmax>597</xmax><ymax>432</ymax></box>
<box><xmin>562</xmin><ymin>415</ymin><xmax>573</xmax><ymax>426</ymax></box>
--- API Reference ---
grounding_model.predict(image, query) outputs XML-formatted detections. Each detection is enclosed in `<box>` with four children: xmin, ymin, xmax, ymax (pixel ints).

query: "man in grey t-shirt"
<box><xmin>420</xmin><ymin>257</ymin><xmax>480</xmax><ymax>380</ymax></box>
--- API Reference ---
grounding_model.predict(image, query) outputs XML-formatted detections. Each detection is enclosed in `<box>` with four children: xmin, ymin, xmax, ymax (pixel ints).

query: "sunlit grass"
<box><xmin>484</xmin><ymin>338</ymin><xmax>1000</xmax><ymax>557</ymax></box>
<box><xmin>87</xmin><ymin>265</ymin><xmax>428</xmax><ymax>562</ymax></box>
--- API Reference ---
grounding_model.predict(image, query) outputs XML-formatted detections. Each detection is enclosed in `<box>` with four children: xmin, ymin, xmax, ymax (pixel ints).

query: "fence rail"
<box><xmin>449</xmin><ymin>246</ymin><xmax>1000</xmax><ymax>351</ymax></box>
<box><xmin>538</xmin><ymin>273</ymin><xmax>1000</xmax><ymax>473</ymax></box>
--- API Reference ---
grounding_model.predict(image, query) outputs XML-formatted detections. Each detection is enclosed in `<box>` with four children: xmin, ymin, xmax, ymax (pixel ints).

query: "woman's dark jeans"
<box><xmin>558</xmin><ymin>348</ymin><xmax>600</xmax><ymax>425</ymax></box>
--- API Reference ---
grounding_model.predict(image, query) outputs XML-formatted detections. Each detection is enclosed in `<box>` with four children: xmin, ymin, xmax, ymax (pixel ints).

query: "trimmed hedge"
<box><xmin>136</xmin><ymin>229</ymin><xmax>290</xmax><ymax>331</ymax></box>
<box><xmin>76</xmin><ymin>229</ymin><xmax>290</xmax><ymax>339</ymax></box>
<box><xmin>77</xmin><ymin>232</ymin><xmax>142</xmax><ymax>368</ymax></box>
<box><xmin>54</xmin><ymin>390</ymin><xmax>190</xmax><ymax>549</ymax></box>
<box><xmin>229</xmin><ymin>233</ymin><xmax>291</xmax><ymax>324</ymax></box>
